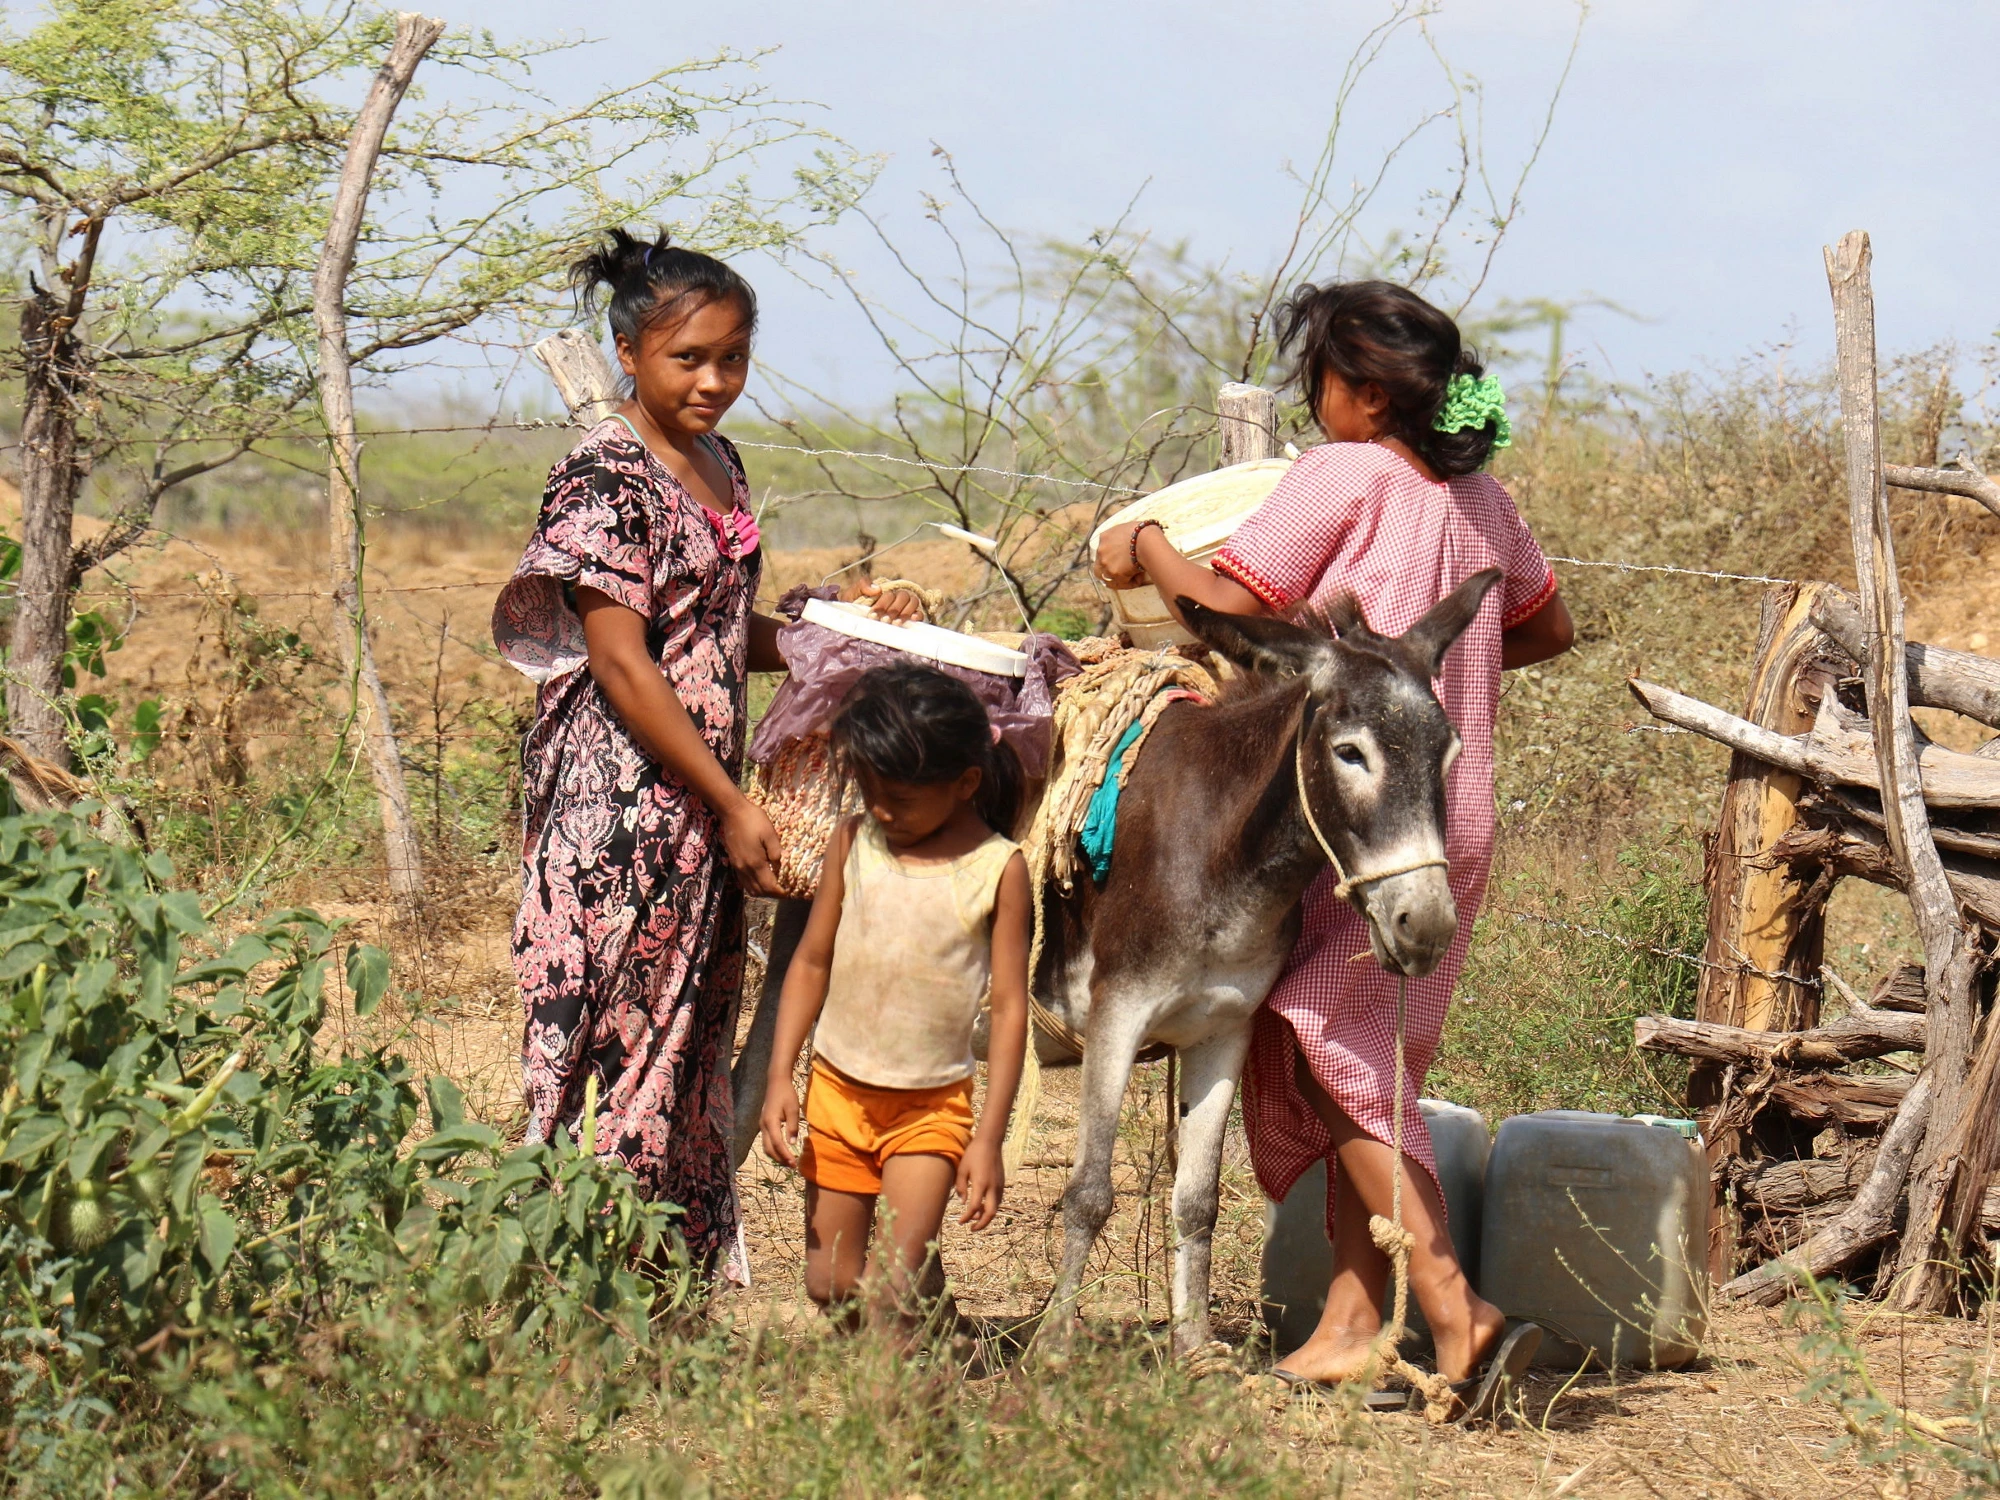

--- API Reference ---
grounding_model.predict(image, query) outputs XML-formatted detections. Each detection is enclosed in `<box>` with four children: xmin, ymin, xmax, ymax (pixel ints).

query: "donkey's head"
<box><xmin>1177</xmin><ymin>568</ymin><xmax>1499</xmax><ymax>977</ymax></box>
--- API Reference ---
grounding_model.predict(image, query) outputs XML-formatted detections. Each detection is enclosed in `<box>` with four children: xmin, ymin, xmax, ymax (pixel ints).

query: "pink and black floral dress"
<box><xmin>492</xmin><ymin>417</ymin><xmax>760</xmax><ymax>1282</ymax></box>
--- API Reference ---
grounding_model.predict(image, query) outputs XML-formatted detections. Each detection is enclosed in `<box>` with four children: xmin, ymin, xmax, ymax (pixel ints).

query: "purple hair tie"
<box><xmin>643</xmin><ymin>246</ymin><xmax>654</xmax><ymax>271</ymax></box>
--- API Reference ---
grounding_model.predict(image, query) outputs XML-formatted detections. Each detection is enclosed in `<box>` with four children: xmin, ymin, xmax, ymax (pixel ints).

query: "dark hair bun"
<box><xmin>569</xmin><ymin>226</ymin><xmax>757</xmax><ymax>346</ymax></box>
<box><xmin>1274</xmin><ymin>280</ymin><xmax>1498</xmax><ymax>477</ymax></box>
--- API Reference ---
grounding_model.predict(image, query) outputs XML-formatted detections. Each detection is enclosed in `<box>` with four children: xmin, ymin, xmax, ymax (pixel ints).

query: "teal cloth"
<box><xmin>1079</xmin><ymin>719</ymin><xmax>1148</xmax><ymax>882</ymax></box>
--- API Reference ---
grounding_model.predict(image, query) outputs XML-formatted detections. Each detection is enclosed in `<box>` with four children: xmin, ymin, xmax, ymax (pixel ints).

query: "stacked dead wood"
<box><xmin>1630</xmin><ymin>232</ymin><xmax>2000</xmax><ymax>1310</ymax></box>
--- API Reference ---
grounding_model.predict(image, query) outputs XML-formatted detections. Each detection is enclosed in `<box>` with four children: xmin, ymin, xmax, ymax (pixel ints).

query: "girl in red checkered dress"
<box><xmin>1096</xmin><ymin>281</ymin><xmax>1573</xmax><ymax>1392</ymax></box>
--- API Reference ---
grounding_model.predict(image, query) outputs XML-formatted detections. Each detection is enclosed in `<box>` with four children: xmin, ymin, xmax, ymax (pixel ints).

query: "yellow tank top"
<box><xmin>812</xmin><ymin>818</ymin><xmax>1020</xmax><ymax>1090</ymax></box>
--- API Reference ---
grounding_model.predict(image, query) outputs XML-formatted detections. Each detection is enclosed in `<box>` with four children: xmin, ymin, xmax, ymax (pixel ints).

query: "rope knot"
<box><xmin>1369</xmin><ymin>1214</ymin><xmax>1416</xmax><ymax>1258</ymax></box>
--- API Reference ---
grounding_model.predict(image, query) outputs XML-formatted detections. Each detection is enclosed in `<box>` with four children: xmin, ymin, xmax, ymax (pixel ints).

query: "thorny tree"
<box><xmin>0</xmin><ymin>0</ymin><xmax>870</xmax><ymax>767</ymax></box>
<box><xmin>747</xmin><ymin>1</ymin><xmax>1581</xmax><ymax>631</ymax></box>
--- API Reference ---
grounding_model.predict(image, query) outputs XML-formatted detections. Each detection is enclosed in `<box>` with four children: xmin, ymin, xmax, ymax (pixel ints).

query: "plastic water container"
<box><xmin>1478</xmin><ymin>1111</ymin><xmax>1708</xmax><ymax>1370</ymax></box>
<box><xmin>1089</xmin><ymin>457</ymin><xmax>1292</xmax><ymax>648</ymax></box>
<box><xmin>1260</xmin><ymin>1099</ymin><xmax>1489</xmax><ymax>1358</ymax></box>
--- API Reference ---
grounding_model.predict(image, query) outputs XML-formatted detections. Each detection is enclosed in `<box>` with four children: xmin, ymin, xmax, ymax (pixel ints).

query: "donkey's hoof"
<box><xmin>1178</xmin><ymin>1338</ymin><xmax>1237</xmax><ymax>1380</ymax></box>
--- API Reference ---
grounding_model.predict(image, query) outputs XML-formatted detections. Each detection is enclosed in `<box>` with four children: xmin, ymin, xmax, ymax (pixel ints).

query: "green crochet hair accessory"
<box><xmin>1432</xmin><ymin>372</ymin><xmax>1512</xmax><ymax>450</ymax></box>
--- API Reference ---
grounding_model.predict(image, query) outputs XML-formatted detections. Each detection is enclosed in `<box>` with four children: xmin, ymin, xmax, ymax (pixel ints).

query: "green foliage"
<box><xmin>1788</xmin><ymin>1276</ymin><xmax>2000</xmax><ymax>1496</ymax></box>
<box><xmin>1436</xmin><ymin>838</ymin><xmax>1709</xmax><ymax>1120</ymax></box>
<box><xmin>0</xmin><ymin>810</ymin><xmax>692</xmax><ymax>1491</ymax></box>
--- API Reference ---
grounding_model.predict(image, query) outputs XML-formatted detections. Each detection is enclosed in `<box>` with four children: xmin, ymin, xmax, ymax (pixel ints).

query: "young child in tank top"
<box><xmin>760</xmin><ymin>663</ymin><xmax>1031</xmax><ymax>1329</ymax></box>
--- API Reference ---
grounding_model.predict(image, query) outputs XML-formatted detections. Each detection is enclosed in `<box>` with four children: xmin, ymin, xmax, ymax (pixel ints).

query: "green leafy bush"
<box><xmin>0</xmin><ymin>810</ymin><xmax>691</xmax><ymax>1489</ymax></box>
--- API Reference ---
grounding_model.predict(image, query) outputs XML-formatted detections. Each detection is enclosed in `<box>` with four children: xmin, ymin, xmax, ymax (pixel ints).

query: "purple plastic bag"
<box><xmin>749</xmin><ymin>587</ymin><xmax>1079</xmax><ymax>778</ymax></box>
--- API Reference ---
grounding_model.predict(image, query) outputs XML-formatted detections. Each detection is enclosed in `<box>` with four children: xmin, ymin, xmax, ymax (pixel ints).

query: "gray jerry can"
<box><xmin>1477</xmin><ymin>1110</ymin><xmax>1709</xmax><ymax>1369</ymax></box>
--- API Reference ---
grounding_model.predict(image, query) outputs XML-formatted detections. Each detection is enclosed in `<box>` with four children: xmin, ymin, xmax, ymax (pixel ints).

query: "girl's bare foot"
<box><xmin>1429</xmin><ymin>1295</ymin><xmax>1508</xmax><ymax>1384</ymax></box>
<box><xmin>1272</xmin><ymin>1323</ymin><xmax>1383</xmax><ymax>1385</ymax></box>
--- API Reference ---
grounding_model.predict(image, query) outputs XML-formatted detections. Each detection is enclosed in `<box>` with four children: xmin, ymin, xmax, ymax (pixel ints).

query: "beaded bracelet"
<box><xmin>1129</xmin><ymin>518</ymin><xmax>1166</xmax><ymax>576</ymax></box>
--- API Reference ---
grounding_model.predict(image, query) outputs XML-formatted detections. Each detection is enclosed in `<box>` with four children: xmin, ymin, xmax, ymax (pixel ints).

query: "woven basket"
<box><xmin>746</xmin><ymin>732</ymin><xmax>860</xmax><ymax>901</ymax></box>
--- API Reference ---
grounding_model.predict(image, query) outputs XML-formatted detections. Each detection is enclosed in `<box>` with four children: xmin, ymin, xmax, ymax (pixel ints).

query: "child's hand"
<box><xmin>761</xmin><ymin>1077</ymin><xmax>803</xmax><ymax>1168</ymax></box>
<box><xmin>722</xmin><ymin>801</ymin><xmax>786</xmax><ymax>898</ymax></box>
<box><xmin>955</xmin><ymin>1137</ymin><xmax>1005</xmax><ymax>1231</ymax></box>
<box><xmin>848</xmin><ymin>580</ymin><xmax>927</xmax><ymax>623</ymax></box>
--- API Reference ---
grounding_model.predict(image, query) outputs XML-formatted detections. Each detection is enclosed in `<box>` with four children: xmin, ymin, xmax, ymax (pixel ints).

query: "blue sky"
<box><xmin>424</xmin><ymin>0</ymin><xmax>2000</xmax><ymax>411</ymax></box>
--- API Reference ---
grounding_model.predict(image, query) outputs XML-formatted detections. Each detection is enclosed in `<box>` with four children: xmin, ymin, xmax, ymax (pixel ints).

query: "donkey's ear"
<box><xmin>1398</xmin><ymin>568</ymin><xmax>1501</xmax><ymax>677</ymax></box>
<box><xmin>1176</xmin><ymin>598</ymin><xmax>1327</xmax><ymax>678</ymax></box>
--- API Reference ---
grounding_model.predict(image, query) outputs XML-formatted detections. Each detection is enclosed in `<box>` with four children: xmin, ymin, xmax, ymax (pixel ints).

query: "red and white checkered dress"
<box><xmin>1212</xmin><ymin>442</ymin><xmax>1555</xmax><ymax>1232</ymax></box>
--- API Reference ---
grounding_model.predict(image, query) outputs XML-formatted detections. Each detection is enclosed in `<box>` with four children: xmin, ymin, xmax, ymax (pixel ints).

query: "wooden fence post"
<box><xmin>1217</xmin><ymin>382</ymin><xmax>1277</xmax><ymax>466</ymax></box>
<box><xmin>1694</xmin><ymin>583</ymin><xmax>1847</xmax><ymax>1051</ymax></box>
<box><xmin>533</xmin><ymin>327</ymin><xmax>623</xmax><ymax>426</ymax></box>
<box><xmin>1692</xmin><ymin>581</ymin><xmax>1846</xmax><ymax>1280</ymax></box>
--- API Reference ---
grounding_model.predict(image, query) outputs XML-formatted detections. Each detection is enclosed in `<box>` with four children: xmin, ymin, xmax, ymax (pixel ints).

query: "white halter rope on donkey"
<box><xmin>1291</xmin><ymin>718</ymin><xmax>1459</xmax><ymax>1422</ymax></box>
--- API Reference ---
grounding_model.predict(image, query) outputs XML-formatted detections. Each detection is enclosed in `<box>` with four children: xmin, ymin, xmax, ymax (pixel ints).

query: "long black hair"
<box><xmin>831</xmin><ymin>663</ymin><xmax>1023</xmax><ymax>836</ymax></box>
<box><xmin>1275</xmin><ymin>279</ymin><xmax>1496</xmax><ymax>477</ymax></box>
<box><xmin>569</xmin><ymin>225</ymin><xmax>757</xmax><ymax>348</ymax></box>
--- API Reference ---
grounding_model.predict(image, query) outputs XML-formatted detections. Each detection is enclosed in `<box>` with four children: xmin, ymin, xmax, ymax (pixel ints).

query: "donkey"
<box><xmin>728</xmin><ymin>569</ymin><xmax>1498</xmax><ymax>1356</ymax></box>
<box><xmin>1030</xmin><ymin>570</ymin><xmax>1499</xmax><ymax>1358</ymax></box>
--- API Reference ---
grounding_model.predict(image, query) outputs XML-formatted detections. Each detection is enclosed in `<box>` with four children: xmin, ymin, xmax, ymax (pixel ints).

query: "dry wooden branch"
<box><xmin>1735</xmin><ymin>1153</ymin><xmax>1876</xmax><ymax>1217</ymax></box>
<box><xmin>1872</xmin><ymin>963</ymin><xmax>1929</xmax><ymax>1012</ymax></box>
<box><xmin>313</xmin><ymin>12</ymin><xmax>445</xmax><ymax>910</ymax></box>
<box><xmin>1738</xmin><ymin>1157</ymin><xmax>2000</xmax><ymax>1245</ymax></box>
<box><xmin>1626</xmin><ymin>678</ymin><xmax>2000</xmax><ymax>809</ymax></box>
<box><xmin>1822</xmin><ymin>790</ymin><xmax>2000</xmax><ymax>862</ymax></box>
<box><xmin>1884</xmin><ymin>459</ymin><xmax>2000</xmax><ymax>522</ymax></box>
<box><xmin>1820</xmin><ymin>230</ymin><xmax>1983</xmax><ymax>1309</ymax></box>
<box><xmin>1810</xmin><ymin>588</ymin><xmax>2000</xmax><ymax>731</ymax></box>
<box><xmin>1636</xmin><ymin>1011</ymin><xmax>1925</xmax><ymax>1068</ymax></box>
<box><xmin>1718</xmin><ymin>1069</ymin><xmax>1933</xmax><ymax>1304</ymax></box>
<box><xmin>1768</xmin><ymin>821</ymin><xmax>2000</xmax><ymax>931</ymax></box>
<box><xmin>1769</xmin><ymin>1071</ymin><xmax>1915</xmax><ymax>1130</ymax></box>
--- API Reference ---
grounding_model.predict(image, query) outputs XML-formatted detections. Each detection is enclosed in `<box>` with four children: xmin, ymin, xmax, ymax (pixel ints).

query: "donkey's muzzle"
<box><xmin>1361</xmin><ymin>867</ymin><xmax>1458</xmax><ymax>978</ymax></box>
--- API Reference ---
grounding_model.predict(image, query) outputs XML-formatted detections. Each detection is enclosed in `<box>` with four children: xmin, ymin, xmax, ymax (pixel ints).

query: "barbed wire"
<box><xmin>0</xmin><ymin>419</ymin><xmax>1166</xmax><ymax>496</ymax></box>
<box><xmin>1544</xmin><ymin>555</ymin><xmax>1799</xmax><ymax>587</ymax></box>
<box><xmin>1490</xmin><ymin>906</ymin><xmax>1822</xmax><ymax>987</ymax></box>
<box><xmin>7</xmin><ymin>545</ymin><xmax>1810</xmax><ymax>606</ymax></box>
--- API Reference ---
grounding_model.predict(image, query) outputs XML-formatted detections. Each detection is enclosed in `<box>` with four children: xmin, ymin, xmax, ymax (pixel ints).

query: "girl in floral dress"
<box><xmin>1096</xmin><ymin>281</ymin><xmax>1574</xmax><ymax>1408</ymax></box>
<box><xmin>493</xmin><ymin>229</ymin><xmax>912</xmax><ymax>1282</ymax></box>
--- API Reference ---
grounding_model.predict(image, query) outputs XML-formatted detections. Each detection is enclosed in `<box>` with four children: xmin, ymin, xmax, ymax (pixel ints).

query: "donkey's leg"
<box><xmin>730</xmin><ymin>897</ymin><xmax>811</xmax><ymax>1169</ymax></box>
<box><xmin>1034</xmin><ymin>993</ymin><xmax>1155</xmax><ymax>1355</ymax></box>
<box><xmin>1168</xmin><ymin>1022</ymin><xmax>1252</xmax><ymax>1358</ymax></box>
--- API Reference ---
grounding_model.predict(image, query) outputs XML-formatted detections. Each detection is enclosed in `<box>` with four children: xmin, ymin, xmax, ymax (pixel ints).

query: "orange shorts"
<box><xmin>799</xmin><ymin>1058</ymin><xmax>975</xmax><ymax>1196</ymax></box>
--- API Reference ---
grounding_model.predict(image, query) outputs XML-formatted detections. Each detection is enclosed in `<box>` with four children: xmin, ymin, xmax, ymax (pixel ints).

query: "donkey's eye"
<box><xmin>1333</xmin><ymin>744</ymin><xmax>1369</xmax><ymax>769</ymax></box>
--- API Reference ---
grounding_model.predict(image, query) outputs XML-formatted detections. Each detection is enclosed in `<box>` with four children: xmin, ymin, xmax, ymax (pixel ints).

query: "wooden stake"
<box><xmin>313</xmin><ymin>13</ymin><xmax>446</xmax><ymax>911</ymax></box>
<box><xmin>1694</xmin><ymin>584</ymin><xmax>1844</xmax><ymax>1040</ymax></box>
<box><xmin>533</xmin><ymin>327</ymin><xmax>623</xmax><ymax>426</ymax></box>
<box><xmin>1217</xmin><ymin>382</ymin><xmax>1278</xmax><ymax>466</ymax></box>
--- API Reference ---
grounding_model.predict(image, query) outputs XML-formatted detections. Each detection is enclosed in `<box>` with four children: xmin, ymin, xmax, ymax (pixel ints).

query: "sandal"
<box><xmin>1269</xmin><ymin>1367</ymin><xmax>1410</xmax><ymax>1411</ymax></box>
<box><xmin>1448</xmin><ymin>1320</ymin><xmax>1541</xmax><ymax>1425</ymax></box>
